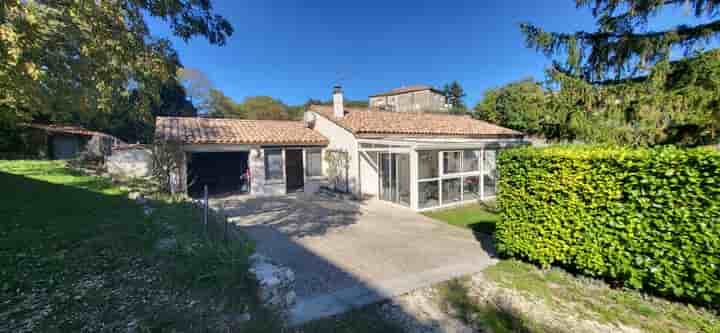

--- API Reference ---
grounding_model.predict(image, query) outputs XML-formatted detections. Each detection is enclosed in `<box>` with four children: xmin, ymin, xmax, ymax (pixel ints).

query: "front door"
<box><xmin>285</xmin><ymin>150</ymin><xmax>304</xmax><ymax>192</ymax></box>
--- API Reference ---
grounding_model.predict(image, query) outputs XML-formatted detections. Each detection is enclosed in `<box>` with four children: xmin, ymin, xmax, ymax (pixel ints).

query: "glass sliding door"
<box><xmin>379</xmin><ymin>152</ymin><xmax>410</xmax><ymax>206</ymax></box>
<box><xmin>380</xmin><ymin>153</ymin><xmax>395</xmax><ymax>202</ymax></box>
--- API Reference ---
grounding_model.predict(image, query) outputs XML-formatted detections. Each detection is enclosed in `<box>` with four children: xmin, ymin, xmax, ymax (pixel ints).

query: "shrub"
<box><xmin>496</xmin><ymin>145</ymin><xmax>720</xmax><ymax>304</ymax></box>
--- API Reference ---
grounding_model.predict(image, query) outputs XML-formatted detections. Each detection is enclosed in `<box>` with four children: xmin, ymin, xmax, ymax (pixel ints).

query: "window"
<box><xmin>264</xmin><ymin>149</ymin><xmax>283</xmax><ymax>181</ymax></box>
<box><xmin>442</xmin><ymin>178</ymin><xmax>462</xmax><ymax>204</ymax></box>
<box><xmin>443</xmin><ymin>151</ymin><xmax>462</xmax><ymax>174</ymax></box>
<box><xmin>418</xmin><ymin>150</ymin><xmax>439</xmax><ymax>179</ymax></box>
<box><xmin>418</xmin><ymin>181</ymin><xmax>440</xmax><ymax>209</ymax></box>
<box><xmin>306</xmin><ymin>149</ymin><xmax>322</xmax><ymax>177</ymax></box>
<box><xmin>463</xmin><ymin>176</ymin><xmax>481</xmax><ymax>201</ymax></box>
<box><xmin>483</xmin><ymin>150</ymin><xmax>497</xmax><ymax>197</ymax></box>
<box><xmin>463</xmin><ymin>150</ymin><xmax>480</xmax><ymax>172</ymax></box>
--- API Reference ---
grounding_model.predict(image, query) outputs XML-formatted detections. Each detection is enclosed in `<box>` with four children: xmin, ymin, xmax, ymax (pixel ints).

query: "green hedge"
<box><xmin>496</xmin><ymin>145</ymin><xmax>720</xmax><ymax>304</ymax></box>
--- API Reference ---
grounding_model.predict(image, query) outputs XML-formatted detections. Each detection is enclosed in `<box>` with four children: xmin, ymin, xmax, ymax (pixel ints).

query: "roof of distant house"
<box><xmin>155</xmin><ymin>116</ymin><xmax>329</xmax><ymax>145</ymax></box>
<box><xmin>369</xmin><ymin>85</ymin><xmax>443</xmax><ymax>97</ymax></box>
<box><xmin>308</xmin><ymin>105</ymin><xmax>523</xmax><ymax>139</ymax></box>
<box><xmin>27</xmin><ymin>123</ymin><xmax>120</xmax><ymax>140</ymax></box>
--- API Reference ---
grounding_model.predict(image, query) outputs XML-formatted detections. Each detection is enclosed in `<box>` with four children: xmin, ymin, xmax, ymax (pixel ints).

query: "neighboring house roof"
<box><xmin>308</xmin><ymin>105</ymin><xmax>524</xmax><ymax>138</ymax></box>
<box><xmin>155</xmin><ymin>116</ymin><xmax>329</xmax><ymax>145</ymax></box>
<box><xmin>369</xmin><ymin>85</ymin><xmax>443</xmax><ymax>97</ymax></box>
<box><xmin>27</xmin><ymin>123</ymin><xmax>114</xmax><ymax>138</ymax></box>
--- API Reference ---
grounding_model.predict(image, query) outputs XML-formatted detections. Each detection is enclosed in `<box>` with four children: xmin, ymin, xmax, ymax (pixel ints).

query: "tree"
<box><xmin>443</xmin><ymin>81</ymin><xmax>467</xmax><ymax>111</ymax></box>
<box><xmin>474</xmin><ymin>79</ymin><xmax>546</xmax><ymax>135</ymax></box>
<box><xmin>243</xmin><ymin>96</ymin><xmax>291</xmax><ymax>120</ymax></box>
<box><xmin>206</xmin><ymin>89</ymin><xmax>246</xmax><ymax>119</ymax></box>
<box><xmin>519</xmin><ymin>1</ymin><xmax>720</xmax><ymax>146</ymax></box>
<box><xmin>0</xmin><ymin>0</ymin><xmax>232</xmax><ymax>145</ymax></box>
<box><xmin>521</xmin><ymin>0</ymin><xmax>720</xmax><ymax>81</ymax></box>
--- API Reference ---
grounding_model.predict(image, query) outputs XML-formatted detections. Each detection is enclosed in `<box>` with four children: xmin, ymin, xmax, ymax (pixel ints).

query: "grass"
<box><xmin>0</xmin><ymin>160</ymin><xmax>277</xmax><ymax>332</ymax></box>
<box><xmin>295</xmin><ymin>304</ymin><xmax>404</xmax><ymax>333</ymax></box>
<box><xmin>484</xmin><ymin>260</ymin><xmax>720</xmax><ymax>333</ymax></box>
<box><xmin>438</xmin><ymin>279</ymin><xmax>561</xmax><ymax>333</ymax></box>
<box><xmin>426</xmin><ymin>203</ymin><xmax>719</xmax><ymax>332</ymax></box>
<box><xmin>422</xmin><ymin>202</ymin><xmax>500</xmax><ymax>234</ymax></box>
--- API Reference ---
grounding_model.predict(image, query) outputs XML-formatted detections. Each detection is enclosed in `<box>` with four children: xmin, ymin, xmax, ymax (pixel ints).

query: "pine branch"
<box><xmin>521</xmin><ymin>19</ymin><xmax>720</xmax><ymax>80</ymax></box>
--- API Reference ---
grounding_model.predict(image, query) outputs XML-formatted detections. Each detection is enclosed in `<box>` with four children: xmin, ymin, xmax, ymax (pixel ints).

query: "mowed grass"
<box><xmin>424</xmin><ymin>203</ymin><xmax>719</xmax><ymax>332</ymax></box>
<box><xmin>423</xmin><ymin>202</ymin><xmax>500</xmax><ymax>233</ymax></box>
<box><xmin>0</xmin><ymin>160</ymin><xmax>275</xmax><ymax>332</ymax></box>
<box><xmin>484</xmin><ymin>260</ymin><xmax>720</xmax><ymax>333</ymax></box>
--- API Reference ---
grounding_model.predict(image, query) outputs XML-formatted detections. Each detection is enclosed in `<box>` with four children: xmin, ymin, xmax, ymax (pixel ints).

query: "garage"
<box><xmin>187</xmin><ymin>152</ymin><xmax>249</xmax><ymax>197</ymax></box>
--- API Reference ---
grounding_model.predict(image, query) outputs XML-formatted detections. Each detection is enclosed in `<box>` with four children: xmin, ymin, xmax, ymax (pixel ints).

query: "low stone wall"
<box><xmin>107</xmin><ymin>146</ymin><xmax>152</xmax><ymax>179</ymax></box>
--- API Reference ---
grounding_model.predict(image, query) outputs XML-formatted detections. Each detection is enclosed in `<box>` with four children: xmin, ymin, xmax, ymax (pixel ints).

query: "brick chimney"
<box><xmin>333</xmin><ymin>85</ymin><xmax>344</xmax><ymax>118</ymax></box>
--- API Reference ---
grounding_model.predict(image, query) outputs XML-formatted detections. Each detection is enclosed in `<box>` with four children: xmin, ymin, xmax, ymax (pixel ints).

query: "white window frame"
<box><xmin>415</xmin><ymin>148</ymin><xmax>499</xmax><ymax>210</ymax></box>
<box><xmin>442</xmin><ymin>150</ymin><xmax>463</xmax><ymax>175</ymax></box>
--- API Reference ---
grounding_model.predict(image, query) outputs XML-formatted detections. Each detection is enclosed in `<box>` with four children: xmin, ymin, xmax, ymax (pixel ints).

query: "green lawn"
<box><xmin>480</xmin><ymin>260</ymin><xmax>720</xmax><ymax>333</ymax></box>
<box><xmin>423</xmin><ymin>203</ymin><xmax>719</xmax><ymax>333</ymax></box>
<box><xmin>0</xmin><ymin>160</ymin><xmax>276</xmax><ymax>332</ymax></box>
<box><xmin>423</xmin><ymin>203</ymin><xmax>500</xmax><ymax>233</ymax></box>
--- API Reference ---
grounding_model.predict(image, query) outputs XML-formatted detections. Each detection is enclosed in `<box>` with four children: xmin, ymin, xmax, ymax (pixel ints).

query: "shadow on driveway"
<box><xmin>214</xmin><ymin>193</ymin><xmax>496</xmax><ymax>326</ymax></box>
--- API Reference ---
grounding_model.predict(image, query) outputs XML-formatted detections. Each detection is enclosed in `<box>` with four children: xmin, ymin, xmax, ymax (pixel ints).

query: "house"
<box><xmin>155</xmin><ymin>86</ymin><xmax>525</xmax><ymax>210</ymax></box>
<box><xmin>369</xmin><ymin>85</ymin><xmax>448</xmax><ymax>112</ymax></box>
<box><xmin>154</xmin><ymin>117</ymin><xmax>329</xmax><ymax>197</ymax></box>
<box><xmin>25</xmin><ymin>124</ymin><xmax>123</xmax><ymax>160</ymax></box>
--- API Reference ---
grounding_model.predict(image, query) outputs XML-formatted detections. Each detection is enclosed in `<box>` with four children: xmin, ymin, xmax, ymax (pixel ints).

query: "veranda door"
<box><xmin>379</xmin><ymin>153</ymin><xmax>410</xmax><ymax>206</ymax></box>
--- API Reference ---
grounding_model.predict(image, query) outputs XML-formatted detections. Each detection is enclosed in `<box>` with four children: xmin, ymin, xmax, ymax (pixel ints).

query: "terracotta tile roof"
<box><xmin>369</xmin><ymin>85</ymin><xmax>443</xmax><ymax>97</ymax></box>
<box><xmin>155</xmin><ymin>116</ymin><xmax>329</xmax><ymax>145</ymax></box>
<box><xmin>309</xmin><ymin>105</ymin><xmax>523</xmax><ymax>138</ymax></box>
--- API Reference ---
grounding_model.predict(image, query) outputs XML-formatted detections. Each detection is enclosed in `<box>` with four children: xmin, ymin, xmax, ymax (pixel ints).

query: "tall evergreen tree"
<box><xmin>521</xmin><ymin>0</ymin><xmax>720</xmax><ymax>81</ymax></box>
<box><xmin>443</xmin><ymin>81</ymin><xmax>467</xmax><ymax>111</ymax></box>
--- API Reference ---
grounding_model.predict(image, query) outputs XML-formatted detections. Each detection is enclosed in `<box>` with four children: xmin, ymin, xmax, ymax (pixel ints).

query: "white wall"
<box><xmin>309</xmin><ymin>111</ymin><xmax>362</xmax><ymax>195</ymax></box>
<box><xmin>359</xmin><ymin>151</ymin><xmax>379</xmax><ymax>195</ymax></box>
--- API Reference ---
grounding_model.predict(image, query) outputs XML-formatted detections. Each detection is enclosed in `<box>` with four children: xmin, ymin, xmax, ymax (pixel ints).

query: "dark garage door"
<box><xmin>187</xmin><ymin>152</ymin><xmax>249</xmax><ymax>197</ymax></box>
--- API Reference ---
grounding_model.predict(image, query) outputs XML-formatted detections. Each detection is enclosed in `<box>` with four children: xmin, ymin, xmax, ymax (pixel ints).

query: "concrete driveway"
<box><xmin>215</xmin><ymin>193</ymin><xmax>496</xmax><ymax>324</ymax></box>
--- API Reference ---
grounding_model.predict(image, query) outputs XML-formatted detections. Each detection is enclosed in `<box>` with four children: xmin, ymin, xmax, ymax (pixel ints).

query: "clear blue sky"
<box><xmin>147</xmin><ymin>1</ymin><xmax>707</xmax><ymax>107</ymax></box>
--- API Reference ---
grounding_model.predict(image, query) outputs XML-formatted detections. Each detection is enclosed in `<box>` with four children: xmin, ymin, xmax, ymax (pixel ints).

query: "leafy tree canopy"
<box><xmin>0</xmin><ymin>0</ymin><xmax>232</xmax><ymax>145</ymax></box>
<box><xmin>473</xmin><ymin>78</ymin><xmax>546</xmax><ymax>135</ymax></box>
<box><xmin>206</xmin><ymin>88</ymin><xmax>245</xmax><ymax>119</ymax></box>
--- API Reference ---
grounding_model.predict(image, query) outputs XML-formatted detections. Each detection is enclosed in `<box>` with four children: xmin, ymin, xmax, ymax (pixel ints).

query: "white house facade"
<box><xmin>155</xmin><ymin>86</ymin><xmax>525</xmax><ymax>211</ymax></box>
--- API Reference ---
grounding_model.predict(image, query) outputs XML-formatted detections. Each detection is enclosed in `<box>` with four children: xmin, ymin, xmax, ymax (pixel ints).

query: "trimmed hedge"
<box><xmin>496</xmin><ymin>145</ymin><xmax>720</xmax><ymax>304</ymax></box>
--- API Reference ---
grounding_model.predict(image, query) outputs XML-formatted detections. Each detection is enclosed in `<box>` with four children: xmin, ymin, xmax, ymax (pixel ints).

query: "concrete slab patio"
<box><xmin>215</xmin><ymin>193</ymin><xmax>496</xmax><ymax>325</ymax></box>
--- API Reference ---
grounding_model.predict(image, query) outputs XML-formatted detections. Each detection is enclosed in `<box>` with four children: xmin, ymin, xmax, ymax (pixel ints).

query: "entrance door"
<box><xmin>379</xmin><ymin>153</ymin><xmax>410</xmax><ymax>206</ymax></box>
<box><xmin>285</xmin><ymin>149</ymin><xmax>304</xmax><ymax>192</ymax></box>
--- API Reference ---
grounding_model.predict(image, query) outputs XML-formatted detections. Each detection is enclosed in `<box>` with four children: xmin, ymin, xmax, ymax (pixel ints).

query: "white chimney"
<box><xmin>333</xmin><ymin>85</ymin><xmax>344</xmax><ymax>118</ymax></box>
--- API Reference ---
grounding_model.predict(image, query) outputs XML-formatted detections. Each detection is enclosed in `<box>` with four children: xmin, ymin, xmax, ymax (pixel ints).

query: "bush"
<box><xmin>496</xmin><ymin>145</ymin><xmax>720</xmax><ymax>304</ymax></box>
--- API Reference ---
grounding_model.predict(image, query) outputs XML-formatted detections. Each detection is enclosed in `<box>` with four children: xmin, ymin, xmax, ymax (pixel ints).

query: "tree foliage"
<box><xmin>474</xmin><ymin>78</ymin><xmax>546</xmax><ymax>135</ymax></box>
<box><xmin>521</xmin><ymin>0</ymin><xmax>720</xmax><ymax>81</ymax></box>
<box><xmin>242</xmin><ymin>96</ymin><xmax>292</xmax><ymax>120</ymax></box>
<box><xmin>546</xmin><ymin>49</ymin><xmax>720</xmax><ymax>146</ymax></box>
<box><xmin>0</xmin><ymin>0</ymin><xmax>231</xmax><ymax>146</ymax></box>
<box><xmin>205</xmin><ymin>89</ymin><xmax>245</xmax><ymax>119</ymax></box>
<box><xmin>443</xmin><ymin>81</ymin><xmax>467</xmax><ymax>110</ymax></box>
<box><xmin>511</xmin><ymin>1</ymin><xmax>720</xmax><ymax>146</ymax></box>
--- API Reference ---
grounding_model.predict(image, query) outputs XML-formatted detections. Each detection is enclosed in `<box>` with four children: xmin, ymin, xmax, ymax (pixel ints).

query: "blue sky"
<box><xmin>147</xmin><ymin>1</ymin><xmax>708</xmax><ymax>107</ymax></box>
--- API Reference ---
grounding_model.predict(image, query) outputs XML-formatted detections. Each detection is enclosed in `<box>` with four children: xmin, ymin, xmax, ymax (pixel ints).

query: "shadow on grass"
<box><xmin>468</xmin><ymin>222</ymin><xmax>499</xmax><ymax>258</ymax></box>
